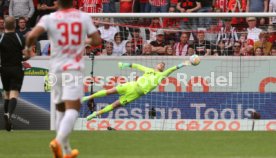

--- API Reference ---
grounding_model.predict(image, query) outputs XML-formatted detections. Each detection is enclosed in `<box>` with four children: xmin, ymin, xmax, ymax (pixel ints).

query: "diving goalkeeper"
<box><xmin>83</xmin><ymin>61</ymin><xmax>188</xmax><ymax>120</ymax></box>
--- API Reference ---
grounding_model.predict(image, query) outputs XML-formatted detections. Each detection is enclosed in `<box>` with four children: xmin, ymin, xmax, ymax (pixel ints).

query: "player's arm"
<box><xmin>24</xmin><ymin>26</ymin><xmax>45</xmax><ymax>58</ymax></box>
<box><xmin>85</xmin><ymin>16</ymin><xmax>101</xmax><ymax>46</ymax></box>
<box><xmin>118</xmin><ymin>62</ymin><xmax>150</xmax><ymax>72</ymax></box>
<box><xmin>86</xmin><ymin>32</ymin><xmax>101</xmax><ymax>46</ymax></box>
<box><xmin>162</xmin><ymin>63</ymin><xmax>187</xmax><ymax>77</ymax></box>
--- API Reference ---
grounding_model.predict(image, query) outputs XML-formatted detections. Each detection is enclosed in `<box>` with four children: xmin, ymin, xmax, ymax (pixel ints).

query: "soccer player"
<box><xmin>83</xmin><ymin>61</ymin><xmax>188</xmax><ymax>120</ymax></box>
<box><xmin>24</xmin><ymin>0</ymin><xmax>101</xmax><ymax>157</ymax></box>
<box><xmin>0</xmin><ymin>16</ymin><xmax>27</xmax><ymax>131</ymax></box>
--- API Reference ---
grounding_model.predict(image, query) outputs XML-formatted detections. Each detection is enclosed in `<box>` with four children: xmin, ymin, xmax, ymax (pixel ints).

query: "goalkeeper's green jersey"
<box><xmin>132</xmin><ymin>64</ymin><xmax>178</xmax><ymax>94</ymax></box>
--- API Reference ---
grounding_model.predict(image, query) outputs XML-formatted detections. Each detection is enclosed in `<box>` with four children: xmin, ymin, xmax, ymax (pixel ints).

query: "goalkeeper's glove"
<box><xmin>177</xmin><ymin>61</ymin><xmax>191</xmax><ymax>69</ymax></box>
<box><xmin>118</xmin><ymin>62</ymin><xmax>131</xmax><ymax>70</ymax></box>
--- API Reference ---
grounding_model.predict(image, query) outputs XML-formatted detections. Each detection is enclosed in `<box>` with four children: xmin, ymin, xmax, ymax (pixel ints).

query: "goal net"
<box><xmin>69</xmin><ymin>13</ymin><xmax>276</xmax><ymax>131</ymax></box>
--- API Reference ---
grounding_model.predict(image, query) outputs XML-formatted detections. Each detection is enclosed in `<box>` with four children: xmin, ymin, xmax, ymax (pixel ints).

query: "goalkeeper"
<box><xmin>83</xmin><ymin>62</ymin><xmax>188</xmax><ymax>120</ymax></box>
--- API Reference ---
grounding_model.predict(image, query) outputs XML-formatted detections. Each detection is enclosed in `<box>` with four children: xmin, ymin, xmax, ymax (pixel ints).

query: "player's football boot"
<box><xmin>49</xmin><ymin>139</ymin><xmax>63</xmax><ymax>158</ymax></box>
<box><xmin>3</xmin><ymin>113</ymin><xmax>12</xmax><ymax>131</ymax></box>
<box><xmin>86</xmin><ymin>111</ymin><xmax>97</xmax><ymax>121</ymax></box>
<box><xmin>63</xmin><ymin>149</ymin><xmax>79</xmax><ymax>158</ymax></box>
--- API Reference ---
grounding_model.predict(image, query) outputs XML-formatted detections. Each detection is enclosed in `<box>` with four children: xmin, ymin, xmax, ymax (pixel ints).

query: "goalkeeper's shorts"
<box><xmin>116</xmin><ymin>81</ymin><xmax>144</xmax><ymax>106</ymax></box>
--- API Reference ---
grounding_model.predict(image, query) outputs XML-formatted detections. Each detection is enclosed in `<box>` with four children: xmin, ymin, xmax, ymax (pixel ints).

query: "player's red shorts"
<box><xmin>120</xmin><ymin>1</ymin><xmax>133</xmax><ymax>13</ymax></box>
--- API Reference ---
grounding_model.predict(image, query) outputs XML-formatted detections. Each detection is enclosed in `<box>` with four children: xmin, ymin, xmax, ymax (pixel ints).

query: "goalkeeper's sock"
<box><xmin>8</xmin><ymin>98</ymin><xmax>17</xmax><ymax>117</ymax></box>
<box><xmin>56</xmin><ymin>109</ymin><xmax>78</xmax><ymax>155</ymax></box>
<box><xmin>97</xmin><ymin>104</ymin><xmax>114</xmax><ymax>115</ymax></box>
<box><xmin>55</xmin><ymin>110</ymin><xmax>65</xmax><ymax>132</ymax></box>
<box><xmin>91</xmin><ymin>90</ymin><xmax>107</xmax><ymax>98</ymax></box>
<box><xmin>4</xmin><ymin>99</ymin><xmax>9</xmax><ymax>113</ymax></box>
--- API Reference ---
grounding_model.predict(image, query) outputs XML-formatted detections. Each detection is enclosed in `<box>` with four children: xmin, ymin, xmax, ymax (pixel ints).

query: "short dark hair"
<box><xmin>18</xmin><ymin>17</ymin><xmax>26</xmax><ymax>22</ymax></box>
<box><xmin>58</xmin><ymin>0</ymin><xmax>73</xmax><ymax>8</ymax></box>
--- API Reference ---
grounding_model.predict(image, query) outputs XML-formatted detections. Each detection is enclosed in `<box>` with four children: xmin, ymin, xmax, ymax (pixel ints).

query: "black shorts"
<box><xmin>1</xmin><ymin>66</ymin><xmax>24</xmax><ymax>92</ymax></box>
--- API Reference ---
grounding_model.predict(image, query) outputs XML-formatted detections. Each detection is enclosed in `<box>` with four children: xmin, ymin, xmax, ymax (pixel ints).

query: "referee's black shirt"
<box><xmin>0</xmin><ymin>33</ymin><xmax>25</xmax><ymax>68</ymax></box>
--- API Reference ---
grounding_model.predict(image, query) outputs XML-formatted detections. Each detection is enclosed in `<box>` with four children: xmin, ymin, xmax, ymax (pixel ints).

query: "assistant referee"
<box><xmin>0</xmin><ymin>16</ymin><xmax>27</xmax><ymax>131</ymax></box>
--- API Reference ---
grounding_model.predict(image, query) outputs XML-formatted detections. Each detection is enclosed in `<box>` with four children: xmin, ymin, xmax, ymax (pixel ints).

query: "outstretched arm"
<box><xmin>118</xmin><ymin>62</ymin><xmax>151</xmax><ymax>72</ymax></box>
<box><xmin>162</xmin><ymin>63</ymin><xmax>187</xmax><ymax>77</ymax></box>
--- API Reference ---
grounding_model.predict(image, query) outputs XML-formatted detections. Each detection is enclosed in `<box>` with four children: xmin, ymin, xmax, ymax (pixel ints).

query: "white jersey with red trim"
<box><xmin>37</xmin><ymin>8</ymin><xmax>97</xmax><ymax>73</ymax></box>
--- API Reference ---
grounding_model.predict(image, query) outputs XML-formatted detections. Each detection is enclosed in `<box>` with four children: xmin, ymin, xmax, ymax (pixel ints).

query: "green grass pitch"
<box><xmin>0</xmin><ymin>131</ymin><xmax>275</xmax><ymax>158</ymax></box>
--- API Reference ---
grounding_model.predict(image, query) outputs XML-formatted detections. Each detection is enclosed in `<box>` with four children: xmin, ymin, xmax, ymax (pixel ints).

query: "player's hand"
<box><xmin>183</xmin><ymin>61</ymin><xmax>191</xmax><ymax>66</ymax></box>
<box><xmin>23</xmin><ymin>47</ymin><xmax>32</xmax><ymax>59</ymax></box>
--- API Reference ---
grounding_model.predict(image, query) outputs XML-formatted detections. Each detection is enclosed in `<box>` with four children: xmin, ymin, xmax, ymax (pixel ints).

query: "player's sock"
<box><xmin>56</xmin><ymin>110</ymin><xmax>65</xmax><ymax>132</ymax></box>
<box><xmin>8</xmin><ymin>98</ymin><xmax>17</xmax><ymax>117</ymax></box>
<box><xmin>97</xmin><ymin>104</ymin><xmax>114</xmax><ymax>115</ymax></box>
<box><xmin>4</xmin><ymin>99</ymin><xmax>9</xmax><ymax>113</ymax></box>
<box><xmin>56</xmin><ymin>109</ymin><xmax>78</xmax><ymax>155</ymax></box>
<box><xmin>91</xmin><ymin>90</ymin><xmax>107</xmax><ymax>98</ymax></box>
<box><xmin>63</xmin><ymin>139</ymin><xmax>72</xmax><ymax>155</ymax></box>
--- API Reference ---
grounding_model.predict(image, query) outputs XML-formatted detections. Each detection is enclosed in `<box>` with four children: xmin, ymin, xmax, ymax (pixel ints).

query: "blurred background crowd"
<box><xmin>2</xmin><ymin>0</ymin><xmax>276</xmax><ymax>56</ymax></box>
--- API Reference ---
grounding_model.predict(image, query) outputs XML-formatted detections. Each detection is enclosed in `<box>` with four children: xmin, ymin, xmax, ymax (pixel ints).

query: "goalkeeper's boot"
<box><xmin>64</xmin><ymin>149</ymin><xmax>79</xmax><ymax>158</ymax></box>
<box><xmin>49</xmin><ymin>139</ymin><xmax>63</xmax><ymax>158</ymax></box>
<box><xmin>86</xmin><ymin>111</ymin><xmax>97</xmax><ymax>121</ymax></box>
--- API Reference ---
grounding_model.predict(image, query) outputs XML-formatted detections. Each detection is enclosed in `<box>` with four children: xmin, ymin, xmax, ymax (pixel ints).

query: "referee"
<box><xmin>0</xmin><ymin>16</ymin><xmax>27</xmax><ymax>131</ymax></box>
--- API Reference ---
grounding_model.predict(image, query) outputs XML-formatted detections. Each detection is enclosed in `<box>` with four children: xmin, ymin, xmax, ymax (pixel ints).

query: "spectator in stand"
<box><xmin>150</xmin><ymin>29</ymin><xmax>168</xmax><ymax>55</ymax></box>
<box><xmin>163</xmin><ymin>6</ymin><xmax>180</xmax><ymax>45</ymax></box>
<box><xmin>163</xmin><ymin>6</ymin><xmax>180</xmax><ymax>30</ymax></box>
<box><xmin>239</xmin><ymin>32</ymin><xmax>254</xmax><ymax>55</ymax></box>
<box><xmin>29</xmin><ymin>0</ymin><xmax>39</xmax><ymax>27</ymax></box>
<box><xmin>254</xmin><ymin>47</ymin><xmax>263</xmax><ymax>56</ymax></box>
<box><xmin>269</xmin><ymin>0</ymin><xmax>276</xmax><ymax>25</ymax></box>
<box><xmin>37</xmin><ymin>0</ymin><xmax>57</xmax><ymax>18</ymax></box>
<box><xmin>101</xmin><ymin>42</ymin><xmax>114</xmax><ymax>56</ymax></box>
<box><xmin>142</xmin><ymin>43</ymin><xmax>159</xmax><ymax>55</ymax></box>
<box><xmin>120</xmin><ymin>0</ymin><xmax>134</xmax><ymax>12</ymax></box>
<box><xmin>228</xmin><ymin>0</ymin><xmax>247</xmax><ymax>30</ymax></box>
<box><xmin>0</xmin><ymin>0</ymin><xmax>4</xmax><ymax>17</ymax></box>
<box><xmin>177</xmin><ymin>0</ymin><xmax>201</xmax><ymax>31</ymax></box>
<box><xmin>0</xmin><ymin>17</ymin><xmax>4</xmax><ymax>34</ymax></box>
<box><xmin>93</xmin><ymin>17</ymin><xmax>100</xmax><ymax>28</ymax></box>
<box><xmin>148</xmin><ymin>17</ymin><xmax>162</xmax><ymax>41</ymax></box>
<box><xmin>267</xmin><ymin>26</ymin><xmax>276</xmax><ymax>44</ymax></box>
<box><xmin>254</xmin><ymin>32</ymin><xmax>272</xmax><ymax>56</ymax></box>
<box><xmin>9</xmin><ymin>0</ymin><xmax>34</xmax><ymax>23</ymax></box>
<box><xmin>217</xmin><ymin>18</ymin><xmax>238</xmax><ymax>48</ymax></box>
<box><xmin>214</xmin><ymin>0</ymin><xmax>228</xmax><ymax>12</ymax></box>
<box><xmin>233</xmin><ymin>41</ymin><xmax>241</xmax><ymax>56</ymax></box>
<box><xmin>192</xmin><ymin>31</ymin><xmax>212</xmax><ymax>56</ymax></box>
<box><xmin>205</xmin><ymin>21</ymin><xmax>219</xmax><ymax>45</ymax></box>
<box><xmin>247</xmin><ymin>0</ymin><xmax>268</xmax><ymax>25</ymax></box>
<box><xmin>149</xmin><ymin>0</ymin><xmax>168</xmax><ymax>12</ymax></box>
<box><xmin>140</xmin><ymin>0</ymin><xmax>151</xmax><ymax>12</ymax></box>
<box><xmin>98</xmin><ymin>18</ymin><xmax>118</xmax><ymax>42</ymax></box>
<box><xmin>122</xmin><ymin>41</ymin><xmax>135</xmax><ymax>56</ymax></box>
<box><xmin>197</xmin><ymin>0</ymin><xmax>214</xmax><ymax>28</ymax></box>
<box><xmin>79</xmin><ymin>0</ymin><xmax>103</xmax><ymax>13</ymax></box>
<box><xmin>213</xmin><ymin>40</ymin><xmax>233</xmax><ymax>56</ymax></box>
<box><xmin>112</xmin><ymin>32</ymin><xmax>128</xmax><ymax>56</ymax></box>
<box><xmin>131</xmin><ymin>28</ymin><xmax>144</xmax><ymax>55</ymax></box>
<box><xmin>103</xmin><ymin>0</ymin><xmax>116</xmax><ymax>12</ymax></box>
<box><xmin>16</xmin><ymin>17</ymin><xmax>31</xmax><ymax>37</ymax></box>
<box><xmin>165</xmin><ymin>45</ymin><xmax>174</xmax><ymax>55</ymax></box>
<box><xmin>247</xmin><ymin>17</ymin><xmax>262</xmax><ymax>42</ymax></box>
<box><xmin>271</xmin><ymin>46</ymin><xmax>276</xmax><ymax>55</ymax></box>
<box><xmin>174</xmin><ymin>32</ymin><xmax>190</xmax><ymax>56</ymax></box>
<box><xmin>84</xmin><ymin>44</ymin><xmax>92</xmax><ymax>56</ymax></box>
<box><xmin>170</xmin><ymin>0</ymin><xmax>178</xmax><ymax>7</ymax></box>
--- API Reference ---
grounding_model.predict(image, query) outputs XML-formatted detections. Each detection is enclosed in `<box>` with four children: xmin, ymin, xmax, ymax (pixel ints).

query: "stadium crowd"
<box><xmin>0</xmin><ymin>0</ymin><xmax>275</xmax><ymax>56</ymax></box>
